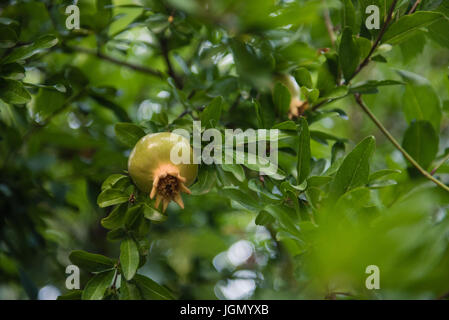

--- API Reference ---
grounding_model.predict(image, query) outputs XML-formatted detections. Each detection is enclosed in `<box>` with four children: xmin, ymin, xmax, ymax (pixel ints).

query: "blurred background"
<box><xmin>1</xmin><ymin>0</ymin><xmax>449</xmax><ymax>300</ymax></box>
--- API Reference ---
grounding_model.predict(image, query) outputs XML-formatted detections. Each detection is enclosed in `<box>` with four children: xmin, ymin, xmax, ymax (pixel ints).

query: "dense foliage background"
<box><xmin>1</xmin><ymin>0</ymin><xmax>449</xmax><ymax>300</ymax></box>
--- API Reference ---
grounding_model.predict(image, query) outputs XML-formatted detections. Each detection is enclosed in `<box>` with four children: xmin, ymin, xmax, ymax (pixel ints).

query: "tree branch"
<box><xmin>322</xmin><ymin>0</ymin><xmax>336</xmax><ymax>47</ymax></box>
<box><xmin>347</xmin><ymin>0</ymin><xmax>399</xmax><ymax>84</ymax></box>
<box><xmin>65</xmin><ymin>45</ymin><xmax>165</xmax><ymax>79</ymax></box>
<box><xmin>431</xmin><ymin>152</ymin><xmax>449</xmax><ymax>176</ymax></box>
<box><xmin>159</xmin><ymin>38</ymin><xmax>183</xmax><ymax>89</ymax></box>
<box><xmin>354</xmin><ymin>94</ymin><xmax>449</xmax><ymax>193</ymax></box>
<box><xmin>408</xmin><ymin>0</ymin><xmax>421</xmax><ymax>15</ymax></box>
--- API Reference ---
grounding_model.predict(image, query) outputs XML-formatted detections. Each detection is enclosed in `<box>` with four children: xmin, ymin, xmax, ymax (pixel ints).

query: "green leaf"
<box><xmin>294</xmin><ymin>68</ymin><xmax>313</xmax><ymax>88</ymax></box>
<box><xmin>329</xmin><ymin>136</ymin><xmax>375</xmax><ymax>200</ymax></box>
<box><xmin>273</xmin><ymin>82</ymin><xmax>291</xmax><ymax>116</ymax></box>
<box><xmin>264</xmin><ymin>204</ymin><xmax>302</xmax><ymax>239</ymax></box>
<box><xmin>142</xmin><ymin>204</ymin><xmax>167</xmax><ymax>222</ymax></box>
<box><xmin>101</xmin><ymin>174</ymin><xmax>129</xmax><ymax>191</ymax></box>
<box><xmin>383</xmin><ymin>12</ymin><xmax>445</xmax><ymax>45</ymax></box>
<box><xmin>221</xmin><ymin>163</ymin><xmax>245</xmax><ymax>182</ymax></box>
<box><xmin>69</xmin><ymin>250</ymin><xmax>115</xmax><ymax>273</ymax></box>
<box><xmin>200</xmin><ymin>96</ymin><xmax>223</xmax><ymax>128</ymax></box>
<box><xmin>349</xmin><ymin>80</ymin><xmax>404</xmax><ymax>94</ymax></box>
<box><xmin>81</xmin><ymin>270</ymin><xmax>115</xmax><ymax>300</ymax></box>
<box><xmin>120</xmin><ymin>280</ymin><xmax>142</xmax><ymax>300</ymax></box>
<box><xmin>0</xmin><ymin>26</ymin><xmax>18</xmax><ymax>48</ymax></box>
<box><xmin>57</xmin><ymin>290</ymin><xmax>82</xmax><ymax>300</ymax></box>
<box><xmin>341</xmin><ymin>0</ymin><xmax>356</xmax><ymax>31</ymax></box>
<box><xmin>134</xmin><ymin>274</ymin><xmax>175</xmax><ymax>300</ymax></box>
<box><xmin>120</xmin><ymin>238</ymin><xmax>139</xmax><ymax>280</ymax></box>
<box><xmin>97</xmin><ymin>188</ymin><xmax>129</xmax><ymax>208</ymax></box>
<box><xmin>190</xmin><ymin>166</ymin><xmax>216</xmax><ymax>195</ymax></box>
<box><xmin>369</xmin><ymin>169</ymin><xmax>401</xmax><ymax>182</ymax></box>
<box><xmin>402</xmin><ymin>121</ymin><xmax>439</xmax><ymax>170</ymax></box>
<box><xmin>297</xmin><ymin>117</ymin><xmax>311</xmax><ymax>184</ymax></box>
<box><xmin>107</xmin><ymin>228</ymin><xmax>127</xmax><ymax>242</ymax></box>
<box><xmin>1</xmin><ymin>35</ymin><xmax>58</xmax><ymax>64</ymax></box>
<box><xmin>0</xmin><ymin>79</ymin><xmax>31</xmax><ymax>104</ymax></box>
<box><xmin>101</xmin><ymin>203</ymin><xmax>127</xmax><ymax>230</ymax></box>
<box><xmin>428</xmin><ymin>18</ymin><xmax>449</xmax><ymax>49</ymax></box>
<box><xmin>114</xmin><ymin>123</ymin><xmax>146</xmax><ymax>148</ymax></box>
<box><xmin>124</xmin><ymin>205</ymin><xmax>143</xmax><ymax>230</ymax></box>
<box><xmin>398</xmin><ymin>70</ymin><xmax>442</xmax><ymax>131</ymax></box>
<box><xmin>221</xmin><ymin>187</ymin><xmax>261</xmax><ymax>211</ymax></box>
<box><xmin>0</xmin><ymin>63</ymin><xmax>25</xmax><ymax>80</ymax></box>
<box><xmin>255</xmin><ymin>210</ymin><xmax>275</xmax><ymax>226</ymax></box>
<box><xmin>339</xmin><ymin>27</ymin><xmax>360</xmax><ymax>81</ymax></box>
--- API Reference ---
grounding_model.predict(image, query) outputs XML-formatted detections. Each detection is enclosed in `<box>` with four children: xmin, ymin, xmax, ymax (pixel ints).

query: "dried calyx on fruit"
<box><xmin>128</xmin><ymin>132</ymin><xmax>198</xmax><ymax>212</ymax></box>
<box><xmin>274</xmin><ymin>73</ymin><xmax>309</xmax><ymax>119</ymax></box>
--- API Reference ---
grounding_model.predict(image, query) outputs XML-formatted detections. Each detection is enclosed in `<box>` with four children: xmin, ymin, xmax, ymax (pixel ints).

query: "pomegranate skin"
<box><xmin>127</xmin><ymin>132</ymin><xmax>198</xmax><ymax>195</ymax></box>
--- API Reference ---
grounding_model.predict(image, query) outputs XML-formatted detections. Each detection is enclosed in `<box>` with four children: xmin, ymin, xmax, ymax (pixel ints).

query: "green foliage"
<box><xmin>1</xmin><ymin>0</ymin><xmax>449</xmax><ymax>301</ymax></box>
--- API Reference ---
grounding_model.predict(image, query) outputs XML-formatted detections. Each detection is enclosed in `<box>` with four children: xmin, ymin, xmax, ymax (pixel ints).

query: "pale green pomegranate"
<box><xmin>128</xmin><ymin>132</ymin><xmax>198</xmax><ymax>212</ymax></box>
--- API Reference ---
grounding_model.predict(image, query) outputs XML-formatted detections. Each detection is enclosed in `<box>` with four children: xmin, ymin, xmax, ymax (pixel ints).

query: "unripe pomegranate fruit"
<box><xmin>274</xmin><ymin>74</ymin><xmax>309</xmax><ymax>119</ymax></box>
<box><xmin>128</xmin><ymin>132</ymin><xmax>198</xmax><ymax>212</ymax></box>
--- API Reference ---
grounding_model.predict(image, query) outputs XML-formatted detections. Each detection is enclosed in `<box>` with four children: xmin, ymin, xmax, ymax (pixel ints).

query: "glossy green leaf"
<box><xmin>120</xmin><ymin>238</ymin><xmax>139</xmax><ymax>280</ymax></box>
<box><xmin>200</xmin><ymin>96</ymin><xmax>223</xmax><ymax>128</ymax></box>
<box><xmin>134</xmin><ymin>274</ymin><xmax>175</xmax><ymax>300</ymax></box>
<box><xmin>273</xmin><ymin>82</ymin><xmax>291</xmax><ymax>116</ymax></box>
<box><xmin>402</xmin><ymin>121</ymin><xmax>439</xmax><ymax>170</ymax></box>
<box><xmin>297</xmin><ymin>117</ymin><xmax>310</xmax><ymax>184</ymax></box>
<box><xmin>221</xmin><ymin>163</ymin><xmax>245</xmax><ymax>182</ymax></box>
<box><xmin>120</xmin><ymin>280</ymin><xmax>142</xmax><ymax>300</ymax></box>
<box><xmin>0</xmin><ymin>79</ymin><xmax>31</xmax><ymax>104</ymax></box>
<box><xmin>329</xmin><ymin>136</ymin><xmax>375</xmax><ymax>200</ymax></box>
<box><xmin>114</xmin><ymin>123</ymin><xmax>146</xmax><ymax>148</ymax></box>
<box><xmin>97</xmin><ymin>188</ymin><xmax>129</xmax><ymax>208</ymax></box>
<box><xmin>81</xmin><ymin>270</ymin><xmax>115</xmax><ymax>300</ymax></box>
<box><xmin>399</xmin><ymin>70</ymin><xmax>442</xmax><ymax>131</ymax></box>
<box><xmin>339</xmin><ymin>27</ymin><xmax>360</xmax><ymax>80</ymax></box>
<box><xmin>383</xmin><ymin>12</ymin><xmax>445</xmax><ymax>45</ymax></box>
<box><xmin>255</xmin><ymin>210</ymin><xmax>275</xmax><ymax>226</ymax></box>
<box><xmin>1</xmin><ymin>35</ymin><xmax>58</xmax><ymax>64</ymax></box>
<box><xmin>69</xmin><ymin>250</ymin><xmax>115</xmax><ymax>273</ymax></box>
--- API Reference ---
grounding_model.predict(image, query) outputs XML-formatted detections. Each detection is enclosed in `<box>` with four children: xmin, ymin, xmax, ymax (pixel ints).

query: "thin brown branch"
<box><xmin>354</xmin><ymin>94</ymin><xmax>449</xmax><ymax>193</ymax></box>
<box><xmin>159</xmin><ymin>38</ymin><xmax>183</xmax><ymax>89</ymax></box>
<box><xmin>408</xmin><ymin>0</ymin><xmax>421</xmax><ymax>15</ymax></box>
<box><xmin>65</xmin><ymin>45</ymin><xmax>165</xmax><ymax>79</ymax></box>
<box><xmin>347</xmin><ymin>0</ymin><xmax>399</xmax><ymax>83</ymax></box>
<box><xmin>431</xmin><ymin>152</ymin><xmax>449</xmax><ymax>175</ymax></box>
<box><xmin>322</xmin><ymin>0</ymin><xmax>336</xmax><ymax>47</ymax></box>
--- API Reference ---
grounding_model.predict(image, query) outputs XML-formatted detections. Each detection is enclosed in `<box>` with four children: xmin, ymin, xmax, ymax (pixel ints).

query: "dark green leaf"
<box><xmin>134</xmin><ymin>274</ymin><xmax>175</xmax><ymax>300</ymax></box>
<box><xmin>273</xmin><ymin>82</ymin><xmax>291</xmax><ymax>116</ymax></box>
<box><xmin>120</xmin><ymin>238</ymin><xmax>139</xmax><ymax>280</ymax></box>
<box><xmin>69</xmin><ymin>250</ymin><xmax>115</xmax><ymax>273</ymax></box>
<box><xmin>329</xmin><ymin>136</ymin><xmax>375</xmax><ymax>200</ymax></box>
<box><xmin>0</xmin><ymin>79</ymin><xmax>31</xmax><ymax>104</ymax></box>
<box><xmin>81</xmin><ymin>270</ymin><xmax>115</xmax><ymax>300</ymax></box>
<box><xmin>97</xmin><ymin>188</ymin><xmax>129</xmax><ymax>208</ymax></box>
<box><xmin>297</xmin><ymin>117</ymin><xmax>311</xmax><ymax>184</ymax></box>
<box><xmin>200</xmin><ymin>96</ymin><xmax>223</xmax><ymax>128</ymax></box>
<box><xmin>114</xmin><ymin>123</ymin><xmax>146</xmax><ymax>148</ymax></box>
<box><xmin>339</xmin><ymin>27</ymin><xmax>360</xmax><ymax>80</ymax></box>
<box><xmin>402</xmin><ymin>121</ymin><xmax>439</xmax><ymax>170</ymax></box>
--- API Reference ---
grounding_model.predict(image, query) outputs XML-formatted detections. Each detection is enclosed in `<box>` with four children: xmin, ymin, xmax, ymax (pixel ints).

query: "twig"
<box><xmin>347</xmin><ymin>0</ymin><xmax>398</xmax><ymax>83</ymax></box>
<box><xmin>65</xmin><ymin>45</ymin><xmax>165</xmax><ymax>79</ymax></box>
<box><xmin>408</xmin><ymin>0</ymin><xmax>421</xmax><ymax>15</ymax></box>
<box><xmin>354</xmin><ymin>94</ymin><xmax>449</xmax><ymax>193</ymax></box>
<box><xmin>431</xmin><ymin>152</ymin><xmax>449</xmax><ymax>175</ymax></box>
<box><xmin>322</xmin><ymin>0</ymin><xmax>336</xmax><ymax>47</ymax></box>
<box><xmin>159</xmin><ymin>38</ymin><xmax>183</xmax><ymax>89</ymax></box>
